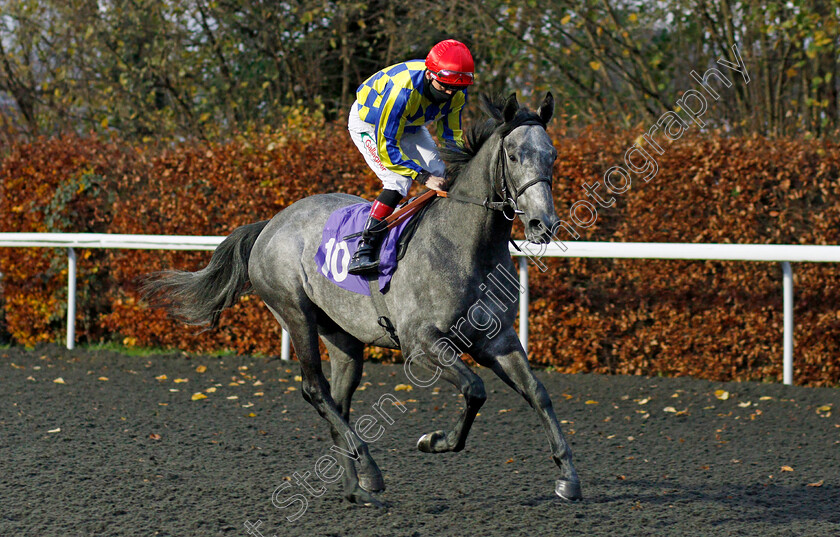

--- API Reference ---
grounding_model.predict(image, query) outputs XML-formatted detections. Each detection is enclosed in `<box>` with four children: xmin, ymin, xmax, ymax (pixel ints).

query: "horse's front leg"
<box><xmin>472</xmin><ymin>329</ymin><xmax>582</xmax><ymax>501</ymax></box>
<box><xmin>403</xmin><ymin>336</ymin><xmax>486</xmax><ymax>453</ymax></box>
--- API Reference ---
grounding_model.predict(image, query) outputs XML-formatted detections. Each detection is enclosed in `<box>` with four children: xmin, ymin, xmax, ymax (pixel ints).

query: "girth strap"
<box><xmin>366</xmin><ymin>275</ymin><xmax>400</xmax><ymax>348</ymax></box>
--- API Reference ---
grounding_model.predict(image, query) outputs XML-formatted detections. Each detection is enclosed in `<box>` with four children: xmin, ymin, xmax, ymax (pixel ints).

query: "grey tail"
<box><xmin>140</xmin><ymin>220</ymin><xmax>269</xmax><ymax>331</ymax></box>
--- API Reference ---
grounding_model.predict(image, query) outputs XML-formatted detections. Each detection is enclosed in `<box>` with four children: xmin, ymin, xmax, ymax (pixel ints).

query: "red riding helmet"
<box><xmin>425</xmin><ymin>39</ymin><xmax>474</xmax><ymax>87</ymax></box>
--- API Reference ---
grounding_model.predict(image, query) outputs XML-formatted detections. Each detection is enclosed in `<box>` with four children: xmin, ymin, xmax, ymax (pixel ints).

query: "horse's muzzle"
<box><xmin>525</xmin><ymin>218</ymin><xmax>556</xmax><ymax>244</ymax></box>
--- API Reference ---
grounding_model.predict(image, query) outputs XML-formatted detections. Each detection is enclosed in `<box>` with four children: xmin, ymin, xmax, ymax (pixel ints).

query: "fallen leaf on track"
<box><xmin>53</xmin><ymin>377</ymin><xmax>65</xmax><ymax>384</ymax></box>
<box><xmin>48</xmin><ymin>428</ymin><xmax>61</xmax><ymax>433</ymax></box>
<box><xmin>205</xmin><ymin>387</ymin><xmax>217</xmax><ymax>393</ymax></box>
<box><xmin>585</xmin><ymin>400</ymin><xmax>598</xmax><ymax>405</ymax></box>
<box><xmin>714</xmin><ymin>390</ymin><xmax>730</xmax><ymax>400</ymax></box>
<box><xmin>807</xmin><ymin>480</ymin><xmax>824</xmax><ymax>487</ymax></box>
<box><xmin>781</xmin><ymin>465</ymin><xmax>794</xmax><ymax>472</ymax></box>
<box><xmin>395</xmin><ymin>384</ymin><xmax>413</xmax><ymax>391</ymax></box>
<box><xmin>98</xmin><ymin>377</ymin><xmax>109</xmax><ymax>381</ymax></box>
<box><xmin>155</xmin><ymin>375</ymin><xmax>167</xmax><ymax>381</ymax></box>
<box><xmin>196</xmin><ymin>365</ymin><xmax>207</xmax><ymax>373</ymax></box>
<box><xmin>149</xmin><ymin>433</ymin><xmax>161</xmax><ymax>440</ymax></box>
<box><xmin>663</xmin><ymin>406</ymin><xmax>677</xmax><ymax>413</ymax></box>
<box><xmin>174</xmin><ymin>378</ymin><xmax>189</xmax><ymax>383</ymax></box>
<box><xmin>191</xmin><ymin>393</ymin><xmax>207</xmax><ymax>401</ymax></box>
<box><xmin>505</xmin><ymin>458</ymin><xmax>514</xmax><ymax>464</ymax></box>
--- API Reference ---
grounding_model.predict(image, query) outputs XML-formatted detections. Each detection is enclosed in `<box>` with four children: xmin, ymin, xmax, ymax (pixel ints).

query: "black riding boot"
<box><xmin>348</xmin><ymin>216</ymin><xmax>387</xmax><ymax>275</ymax></box>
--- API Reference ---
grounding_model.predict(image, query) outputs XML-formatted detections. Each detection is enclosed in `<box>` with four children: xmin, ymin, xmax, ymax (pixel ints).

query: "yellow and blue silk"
<box><xmin>356</xmin><ymin>60</ymin><xmax>467</xmax><ymax>180</ymax></box>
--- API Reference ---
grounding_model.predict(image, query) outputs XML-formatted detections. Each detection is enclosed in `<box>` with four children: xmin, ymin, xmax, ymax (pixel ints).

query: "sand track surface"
<box><xmin>1</xmin><ymin>345</ymin><xmax>838</xmax><ymax>536</ymax></box>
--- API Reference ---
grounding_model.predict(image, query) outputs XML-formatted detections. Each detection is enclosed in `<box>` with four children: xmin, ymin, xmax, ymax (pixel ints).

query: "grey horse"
<box><xmin>141</xmin><ymin>93</ymin><xmax>582</xmax><ymax>506</ymax></box>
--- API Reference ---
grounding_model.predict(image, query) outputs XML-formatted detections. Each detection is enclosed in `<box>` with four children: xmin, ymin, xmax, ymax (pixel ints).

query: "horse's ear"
<box><xmin>503</xmin><ymin>93</ymin><xmax>519</xmax><ymax>123</ymax></box>
<box><xmin>538</xmin><ymin>92</ymin><xmax>554</xmax><ymax>124</ymax></box>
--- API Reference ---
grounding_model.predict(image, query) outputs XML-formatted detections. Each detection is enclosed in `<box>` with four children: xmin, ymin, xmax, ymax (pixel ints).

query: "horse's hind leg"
<box><xmin>266</xmin><ymin>305</ymin><xmax>384</xmax><ymax>506</ymax></box>
<box><xmin>320</xmin><ymin>328</ymin><xmax>385</xmax><ymax>494</ymax></box>
<box><xmin>472</xmin><ymin>330</ymin><xmax>582</xmax><ymax>501</ymax></box>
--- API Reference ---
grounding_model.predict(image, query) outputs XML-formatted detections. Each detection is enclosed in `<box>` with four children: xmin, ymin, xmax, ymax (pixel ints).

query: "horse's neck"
<box><xmin>434</xmin><ymin>139</ymin><xmax>513</xmax><ymax>254</ymax></box>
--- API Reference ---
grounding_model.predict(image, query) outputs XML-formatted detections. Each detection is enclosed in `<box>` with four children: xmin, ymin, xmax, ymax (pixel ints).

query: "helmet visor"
<box><xmin>430</xmin><ymin>69</ymin><xmax>474</xmax><ymax>87</ymax></box>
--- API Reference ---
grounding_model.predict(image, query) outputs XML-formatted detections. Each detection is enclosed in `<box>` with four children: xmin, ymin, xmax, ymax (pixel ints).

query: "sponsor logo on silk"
<box><xmin>360</xmin><ymin>132</ymin><xmax>386</xmax><ymax>171</ymax></box>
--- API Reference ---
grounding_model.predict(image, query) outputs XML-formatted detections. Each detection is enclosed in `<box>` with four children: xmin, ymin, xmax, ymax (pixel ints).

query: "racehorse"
<box><xmin>141</xmin><ymin>92</ymin><xmax>582</xmax><ymax>506</ymax></box>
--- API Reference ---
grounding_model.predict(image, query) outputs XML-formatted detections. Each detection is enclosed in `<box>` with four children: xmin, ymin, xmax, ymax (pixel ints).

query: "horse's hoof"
<box><xmin>417</xmin><ymin>430</ymin><xmax>447</xmax><ymax>453</ymax></box>
<box><xmin>555</xmin><ymin>479</ymin><xmax>582</xmax><ymax>501</ymax></box>
<box><xmin>347</xmin><ymin>487</ymin><xmax>385</xmax><ymax>508</ymax></box>
<box><xmin>359</xmin><ymin>474</ymin><xmax>385</xmax><ymax>493</ymax></box>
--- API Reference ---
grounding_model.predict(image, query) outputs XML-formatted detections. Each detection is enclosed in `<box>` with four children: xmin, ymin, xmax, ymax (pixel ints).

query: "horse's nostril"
<box><xmin>528</xmin><ymin>219</ymin><xmax>544</xmax><ymax>231</ymax></box>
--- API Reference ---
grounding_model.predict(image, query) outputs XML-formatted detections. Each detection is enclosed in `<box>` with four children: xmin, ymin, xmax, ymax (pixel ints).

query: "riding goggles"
<box><xmin>430</xmin><ymin>69</ymin><xmax>474</xmax><ymax>88</ymax></box>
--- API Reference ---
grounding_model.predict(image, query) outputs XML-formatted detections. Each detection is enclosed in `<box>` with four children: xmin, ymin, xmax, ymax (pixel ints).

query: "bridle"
<box><xmin>440</xmin><ymin>119</ymin><xmax>553</xmax><ymax>221</ymax></box>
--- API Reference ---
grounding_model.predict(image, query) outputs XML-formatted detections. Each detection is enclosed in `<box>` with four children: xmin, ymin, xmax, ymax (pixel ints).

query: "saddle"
<box><xmin>340</xmin><ymin>189</ymin><xmax>439</xmax><ymax>261</ymax></box>
<box><xmin>320</xmin><ymin>190</ymin><xmax>437</xmax><ymax>349</ymax></box>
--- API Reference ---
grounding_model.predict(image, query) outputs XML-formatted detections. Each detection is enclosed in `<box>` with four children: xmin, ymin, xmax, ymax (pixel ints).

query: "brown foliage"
<box><xmin>2</xmin><ymin>126</ymin><xmax>839</xmax><ymax>385</ymax></box>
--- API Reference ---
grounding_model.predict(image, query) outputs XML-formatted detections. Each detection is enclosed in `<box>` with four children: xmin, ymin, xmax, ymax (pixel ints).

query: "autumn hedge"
<box><xmin>2</xmin><ymin>122</ymin><xmax>840</xmax><ymax>386</ymax></box>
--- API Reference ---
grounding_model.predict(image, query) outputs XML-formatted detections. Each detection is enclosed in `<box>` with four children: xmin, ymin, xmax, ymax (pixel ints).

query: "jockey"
<box><xmin>347</xmin><ymin>39</ymin><xmax>474</xmax><ymax>275</ymax></box>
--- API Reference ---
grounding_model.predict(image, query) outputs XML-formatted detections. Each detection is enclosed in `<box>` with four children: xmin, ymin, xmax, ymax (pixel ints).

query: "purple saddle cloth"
<box><xmin>314</xmin><ymin>202</ymin><xmax>415</xmax><ymax>296</ymax></box>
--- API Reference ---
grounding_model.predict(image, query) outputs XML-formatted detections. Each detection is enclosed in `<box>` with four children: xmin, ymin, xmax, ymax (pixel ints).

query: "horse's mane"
<box><xmin>441</xmin><ymin>94</ymin><xmax>545</xmax><ymax>180</ymax></box>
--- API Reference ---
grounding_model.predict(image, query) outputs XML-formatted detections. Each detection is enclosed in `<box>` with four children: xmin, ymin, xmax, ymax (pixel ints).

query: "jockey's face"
<box><xmin>431</xmin><ymin>78</ymin><xmax>456</xmax><ymax>96</ymax></box>
<box><xmin>424</xmin><ymin>70</ymin><xmax>457</xmax><ymax>97</ymax></box>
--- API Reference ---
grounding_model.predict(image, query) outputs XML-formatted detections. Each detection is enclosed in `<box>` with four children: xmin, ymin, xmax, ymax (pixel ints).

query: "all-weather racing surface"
<box><xmin>1</xmin><ymin>344</ymin><xmax>838</xmax><ymax>537</ymax></box>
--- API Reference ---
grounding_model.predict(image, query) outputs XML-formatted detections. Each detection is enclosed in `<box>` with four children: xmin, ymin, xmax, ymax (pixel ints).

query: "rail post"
<box><xmin>281</xmin><ymin>329</ymin><xmax>291</xmax><ymax>361</ymax></box>
<box><xmin>67</xmin><ymin>247</ymin><xmax>77</xmax><ymax>350</ymax></box>
<box><xmin>782</xmin><ymin>261</ymin><xmax>793</xmax><ymax>385</ymax></box>
<box><xmin>519</xmin><ymin>256</ymin><xmax>529</xmax><ymax>354</ymax></box>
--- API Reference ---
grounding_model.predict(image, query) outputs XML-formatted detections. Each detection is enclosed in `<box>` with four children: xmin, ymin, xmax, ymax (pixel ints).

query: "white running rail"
<box><xmin>3</xmin><ymin>233</ymin><xmax>840</xmax><ymax>385</ymax></box>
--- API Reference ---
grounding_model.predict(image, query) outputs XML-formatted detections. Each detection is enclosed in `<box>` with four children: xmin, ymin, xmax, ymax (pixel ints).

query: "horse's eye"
<box><xmin>509</xmin><ymin>154</ymin><xmax>517</xmax><ymax>162</ymax></box>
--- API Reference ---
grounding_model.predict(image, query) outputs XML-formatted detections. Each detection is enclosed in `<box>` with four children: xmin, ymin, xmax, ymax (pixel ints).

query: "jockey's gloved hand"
<box><xmin>426</xmin><ymin>175</ymin><xmax>448</xmax><ymax>192</ymax></box>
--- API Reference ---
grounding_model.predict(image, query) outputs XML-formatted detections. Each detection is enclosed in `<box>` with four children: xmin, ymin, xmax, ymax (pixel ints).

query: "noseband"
<box><xmin>441</xmin><ymin>119</ymin><xmax>552</xmax><ymax>221</ymax></box>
